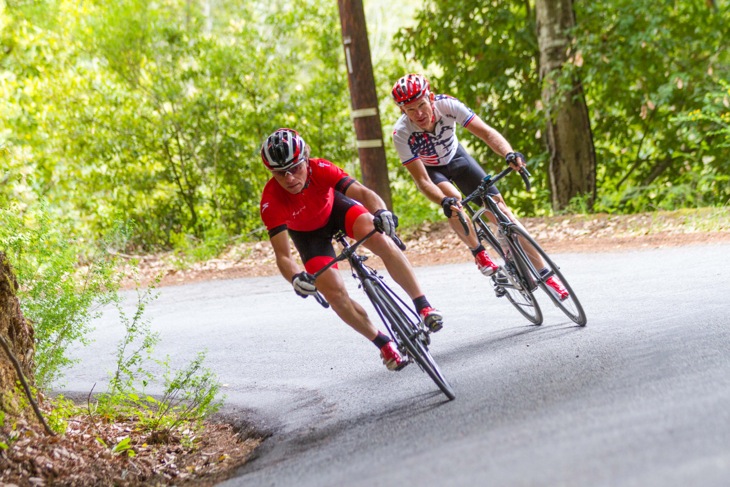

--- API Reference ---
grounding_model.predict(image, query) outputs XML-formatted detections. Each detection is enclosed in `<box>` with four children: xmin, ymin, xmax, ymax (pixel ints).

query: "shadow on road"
<box><xmin>433</xmin><ymin>321</ymin><xmax>584</xmax><ymax>368</ymax></box>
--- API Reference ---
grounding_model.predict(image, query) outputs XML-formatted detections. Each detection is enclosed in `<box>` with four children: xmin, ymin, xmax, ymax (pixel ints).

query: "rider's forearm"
<box><xmin>358</xmin><ymin>190</ymin><xmax>388</xmax><ymax>214</ymax></box>
<box><xmin>345</xmin><ymin>181</ymin><xmax>387</xmax><ymax>214</ymax></box>
<box><xmin>415</xmin><ymin>180</ymin><xmax>448</xmax><ymax>205</ymax></box>
<box><xmin>467</xmin><ymin>117</ymin><xmax>513</xmax><ymax>157</ymax></box>
<box><xmin>275</xmin><ymin>255</ymin><xmax>301</xmax><ymax>282</ymax></box>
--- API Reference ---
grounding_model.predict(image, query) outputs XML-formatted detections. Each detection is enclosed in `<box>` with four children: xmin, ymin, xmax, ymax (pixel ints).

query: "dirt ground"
<box><xmin>2</xmin><ymin>210</ymin><xmax>729</xmax><ymax>486</ymax></box>
<box><xmin>123</xmin><ymin>210</ymin><xmax>730</xmax><ymax>288</ymax></box>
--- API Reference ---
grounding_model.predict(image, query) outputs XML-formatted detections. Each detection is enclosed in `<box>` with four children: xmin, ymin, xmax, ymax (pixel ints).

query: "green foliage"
<box><xmin>393</xmin><ymin>0</ymin><xmax>730</xmax><ymax>215</ymax></box>
<box><xmin>107</xmin><ymin>279</ymin><xmax>161</xmax><ymax>396</ymax></box>
<box><xmin>94</xmin><ymin>278</ymin><xmax>222</xmax><ymax>441</ymax></box>
<box><xmin>574</xmin><ymin>0</ymin><xmax>730</xmax><ymax>213</ymax></box>
<box><xmin>1</xmin><ymin>0</ymin><xmax>355</xmax><ymax>250</ymax></box>
<box><xmin>111</xmin><ymin>436</ymin><xmax>135</xmax><ymax>457</ymax></box>
<box><xmin>170</xmin><ymin>226</ymin><xmax>229</xmax><ymax>268</ymax></box>
<box><xmin>139</xmin><ymin>352</ymin><xmax>222</xmax><ymax>433</ymax></box>
<box><xmin>0</xmin><ymin>203</ymin><xmax>121</xmax><ymax>388</ymax></box>
<box><xmin>44</xmin><ymin>394</ymin><xmax>82</xmax><ymax>434</ymax></box>
<box><xmin>5</xmin><ymin>0</ymin><xmax>728</xmax><ymax>255</ymax></box>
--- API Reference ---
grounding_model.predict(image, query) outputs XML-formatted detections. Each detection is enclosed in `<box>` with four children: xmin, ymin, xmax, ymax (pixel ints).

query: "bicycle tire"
<box><xmin>474</xmin><ymin>219</ymin><xmax>544</xmax><ymax>325</ymax></box>
<box><xmin>364</xmin><ymin>278</ymin><xmax>456</xmax><ymax>400</ymax></box>
<box><xmin>505</xmin><ymin>225</ymin><xmax>587</xmax><ymax>326</ymax></box>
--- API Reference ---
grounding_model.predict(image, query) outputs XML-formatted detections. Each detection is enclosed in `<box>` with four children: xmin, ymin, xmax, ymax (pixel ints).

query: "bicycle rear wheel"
<box><xmin>506</xmin><ymin>226</ymin><xmax>587</xmax><ymax>326</ymax></box>
<box><xmin>474</xmin><ymin>219</ymin><xmax>543</xmax><ymax>325</ymax></box>
<box><xmin>364</xmin><ymin>279</ymin><xmax>455</xmax><ymax>400</ymax></box>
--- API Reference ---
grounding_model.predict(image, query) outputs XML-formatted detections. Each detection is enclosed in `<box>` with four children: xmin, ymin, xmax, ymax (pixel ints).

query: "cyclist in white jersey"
<box><xmin>390</xmin><ymin>74</ymin><xmax>569</xmax><ymax>299</ymax></box>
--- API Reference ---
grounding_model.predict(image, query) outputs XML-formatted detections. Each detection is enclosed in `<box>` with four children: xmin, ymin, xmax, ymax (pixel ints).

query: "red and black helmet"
<box><xmin>391</xmin><ymin>74</ymin><xmax>431</xmax><ymax>106</ymax></box>
<box><xmin>260</xmin><ymin>128</ymin><xmax>307</xmax><ymax>171</ymax></box>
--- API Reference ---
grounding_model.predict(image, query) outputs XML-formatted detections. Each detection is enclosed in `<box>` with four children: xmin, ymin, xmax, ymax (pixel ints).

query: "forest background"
<box><xmin>0</xmin><ymin>0</ymin><xmax>729</xmax><ymax>466</ymax></box>
<box><xmin>3</xmin><ymin>0</ymin><xmax>728</xmax><ymax>254</ymax></box>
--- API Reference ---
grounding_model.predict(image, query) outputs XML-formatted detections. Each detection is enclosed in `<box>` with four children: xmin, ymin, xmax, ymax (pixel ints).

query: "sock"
<box><xmin>471</xmin><ymin>244</ymin><xmax>486</xmax><ymax>257</ymax></box>
<box><xmin>539</xmin><ymin>268</ymin><xmax>550</xmax><ymax>278</ymax></box>
<box><xmin>372</xmin><ymin>331</ymin><xmax>390</xmax><ymax>349</ymax></box>
<box><xmin>412</xmin><ymin>295</ymin><xmax>430</xmax><ymax>314</ymax></box>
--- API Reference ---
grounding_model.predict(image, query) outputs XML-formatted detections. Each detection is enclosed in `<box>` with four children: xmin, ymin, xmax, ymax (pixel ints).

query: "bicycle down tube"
<box><xmin>461</xmin><ymin>166</ymin><xmax>586</xmax><ymax>326</ymax></box>
<box><xmin>311</xmin><ymin>230</ymin><xmax>456</xmax><ymax>400</ymax></box>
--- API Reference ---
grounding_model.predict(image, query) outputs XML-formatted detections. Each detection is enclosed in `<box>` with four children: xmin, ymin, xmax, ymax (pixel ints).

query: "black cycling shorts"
<box><xmin>426</xmin><ymin>144</ymin><xmax>500</xmax><ymax>198</ymax></box>
<box><xmin>288</xmin><ymin>191</ymin><xmax>369</xmax><ymax>273</ymax></box>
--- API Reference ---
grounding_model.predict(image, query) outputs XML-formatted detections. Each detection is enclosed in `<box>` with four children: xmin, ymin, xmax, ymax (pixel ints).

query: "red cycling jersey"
<box><xmin>260</xmin><ymin>158</ymin><xmax>355</xmax><ymax>236</ymax></box>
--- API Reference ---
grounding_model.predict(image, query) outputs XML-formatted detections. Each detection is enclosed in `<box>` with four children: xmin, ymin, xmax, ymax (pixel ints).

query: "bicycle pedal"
<box><xmin>394</xmin><ymin>360</ymin><xmax>409</xmax><ymax>371</ymax></box>
<box><xmin>494</xmin><ymin>287</ymin><xmax>507</xmax><ymax>298</ymax></box>
<box><xmin>425</xmin><ymin>320</ymin><xmax>443</xmax><ymax>333</ymax></box>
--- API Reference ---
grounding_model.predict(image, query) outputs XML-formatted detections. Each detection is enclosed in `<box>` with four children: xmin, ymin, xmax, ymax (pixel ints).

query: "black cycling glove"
<box><xmin>441</xmin><ymin>197</ymin><xmax>459</xmax><ymax>218</ymax></box>
<box><xmin>505</xmin><ymin>151</ymin><xmax>525</xmax><ymax>166</ymax></box>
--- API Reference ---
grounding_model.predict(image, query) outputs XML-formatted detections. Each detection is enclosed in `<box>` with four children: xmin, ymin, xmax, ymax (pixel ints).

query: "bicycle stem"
<box><xmin>312</xmin><ymin>229</ymin><xmax>378</xmax><ymax>280</ymax></box>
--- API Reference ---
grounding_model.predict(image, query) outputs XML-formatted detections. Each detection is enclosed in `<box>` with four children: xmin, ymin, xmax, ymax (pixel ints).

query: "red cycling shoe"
<box><xmin>475</xmin><ymin>249</ymin><xmax>499</xmax><ymax>276</ymax></box>
<box><xmin>380</xmin><ymin>341</ymin><xmax>407</xmax><ymax>371</ymax></box>
<box><xmin>546</xmin><ymin>276</ymin><xmax>569</xmax><ymax>301</ymax></box>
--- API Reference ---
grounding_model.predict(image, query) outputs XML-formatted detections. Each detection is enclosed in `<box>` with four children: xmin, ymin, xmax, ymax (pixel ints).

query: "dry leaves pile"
<box><xmin>1</xmin><ymin>411</ymin><xmax>260</xmax><ymax>486</ymax></box>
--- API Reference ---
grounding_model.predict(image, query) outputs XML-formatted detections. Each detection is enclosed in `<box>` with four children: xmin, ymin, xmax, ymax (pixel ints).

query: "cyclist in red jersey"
<box><xmin>259</xmin><ymin>128</ymin><xmax>445</xmax><ymax>371</ymax></box>
<box><xmin>390</xmin><ymin>74</ymin><xmax>569</xmax><ymax>300</ymax></box>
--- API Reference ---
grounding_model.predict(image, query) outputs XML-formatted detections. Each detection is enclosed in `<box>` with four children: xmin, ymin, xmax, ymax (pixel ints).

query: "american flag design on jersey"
<box><xmin>407</xmin><ymin>132</ymin><xmax>439</xmax><ymax>165</ymax></box>
<box><xmin>392</xmin><ymin>94</ymin><xmax>476</xmax><ymax>167</ymax></box>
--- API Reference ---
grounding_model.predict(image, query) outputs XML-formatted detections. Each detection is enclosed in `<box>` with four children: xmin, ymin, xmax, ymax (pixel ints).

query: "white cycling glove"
<box><xmin>292</xmin><ymin>272</ymin><xmax>317</xmax><ymax>298</ymax></box>
<box><xmin>373</xmin><ymin>209</ymin><xmax>398</xmax><ymax>239</ymax></box>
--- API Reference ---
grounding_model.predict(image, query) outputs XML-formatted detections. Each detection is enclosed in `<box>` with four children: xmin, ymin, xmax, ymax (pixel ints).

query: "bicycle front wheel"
<box><xmin>474</xmin><ymin>219</ymin><xmax>543</xmax><ymax>325</ymax></box>
<box><xmin>365</xmin><ymin>279</ymin><xmax>456</xmax><ymax>400</ymax></box>
<box><xmin>506</xmin><ymin>226</ymin><xmax>587</xmax><ymax>326</ymax></box>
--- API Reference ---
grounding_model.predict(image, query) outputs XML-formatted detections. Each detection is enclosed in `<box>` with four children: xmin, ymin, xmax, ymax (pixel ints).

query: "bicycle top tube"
<box><xmin>312</xmin><ymin>229</ymin><xmax>378</xmax><ymax>280</ymax></box>
<box><xmin>462</xmin><ymin>165</ymin><xmax>531</xmax><ymax>206</ymax></box>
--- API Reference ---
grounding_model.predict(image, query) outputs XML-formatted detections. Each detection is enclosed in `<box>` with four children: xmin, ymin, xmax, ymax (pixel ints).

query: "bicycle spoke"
<box><xmin>474</xmin><ymin>219</ymin><xmax>543</xmax><ymax>325</ymax></box>
<box><xmin>366</xmin><ymin>280</ymin><xmax>455</xmax><ymax>400</ymax></box>
<box><xmin>509</xmin><ymin>226</ymin><xmax>587</xmax><ymax>326</ymax></box>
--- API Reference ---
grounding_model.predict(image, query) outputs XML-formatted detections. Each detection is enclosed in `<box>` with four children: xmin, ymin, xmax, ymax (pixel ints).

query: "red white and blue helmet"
<box><xmin>260</xmin><ymin>128</ymin><xmax>307</xmax><ymax>171</ymax></box>
<box><xmin>391</xmin><ymin>74</ymin><xmax>431</xmax><ymax>106</ymax></box>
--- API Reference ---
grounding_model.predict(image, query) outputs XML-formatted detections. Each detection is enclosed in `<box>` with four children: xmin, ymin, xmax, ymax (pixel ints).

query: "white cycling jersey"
<box><xmin>392</xmin><ymin>94</ymin><xmax>476</xmax><ymax>167</ymax></box>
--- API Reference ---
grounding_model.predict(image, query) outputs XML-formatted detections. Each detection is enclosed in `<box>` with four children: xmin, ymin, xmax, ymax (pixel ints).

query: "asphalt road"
<box><xmin>64</xmin><ymin>243</ymin><xmax>730</xmax><ymax>487</ymax></box>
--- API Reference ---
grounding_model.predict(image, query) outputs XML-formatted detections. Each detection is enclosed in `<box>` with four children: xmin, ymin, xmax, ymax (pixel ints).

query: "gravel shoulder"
<box><xmin>124</xmin><ymin>209</ymin><xmax>730</xmax><ymax>288</ymax></box>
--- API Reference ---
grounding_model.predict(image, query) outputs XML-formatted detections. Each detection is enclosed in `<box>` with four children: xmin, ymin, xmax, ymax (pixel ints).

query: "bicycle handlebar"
<box><xmin>457</xmin><ymin>211</ymin><xmax>470</xmax><ymax>236</ymax></box>
<box><xmin>454</xmin><ymin>165</ymin><xmax>531</xmax><ymax>235</ymax></box>
<box><xmin>312</xmin><ymin>229</ymin><xmax>378</xmax><ymax>280</ymax></box>
<box><xmin>309</xmin><ymin>229</ymin><xmax>406</xmax><ymax>308</ymax></box>
<box><xmin>461</xmin><ymin>165</ymin><xmax>532</xmax><ymax>206</ymax></box>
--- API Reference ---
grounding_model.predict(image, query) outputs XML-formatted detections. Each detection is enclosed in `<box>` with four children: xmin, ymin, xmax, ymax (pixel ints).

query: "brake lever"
<box><xmin>315</xmin><ymin>292</ymin><xmax>330</xmax><ymax>308</ymax></box>
<box><xmin>519</xmin><ymin>167</ymin><xmax>531</xmax><ymax>192</ymax></box>
<box><xmin>457</xmin><ymin>210</ymin><xmax>470</xmax><ymax>236</ymax></box>
<box><xmin>392</xmin><ymin>234</ymin><xmax>407</xmax><ymax>251</ymax></box>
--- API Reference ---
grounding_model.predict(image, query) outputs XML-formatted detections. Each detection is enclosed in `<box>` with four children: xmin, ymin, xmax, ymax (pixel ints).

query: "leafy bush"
<box><xmin>0</xmin><ymin>204</ymin><xmax>120</xmax><ymax>388</ymax></box>
<box><xmin>94</xmin><ymin>280</ymin><xmax>223</xmax><ymax>441</ymax></box>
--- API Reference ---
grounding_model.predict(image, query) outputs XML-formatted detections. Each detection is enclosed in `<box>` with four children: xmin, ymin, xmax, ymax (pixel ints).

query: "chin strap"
<box><xmin>300</xmin><ymin>164</ymin><xmax>312</xmax><ymax>191</ymax></box>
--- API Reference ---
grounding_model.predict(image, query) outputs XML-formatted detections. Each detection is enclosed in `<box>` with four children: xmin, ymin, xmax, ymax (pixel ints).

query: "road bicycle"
<box><xmin>459</xmin><ymin>166</ymin><xmax>587</xmax><ymax>326</ymax></box>
<box><xmin>310</xmin><ymin>230</ymin><xmax>456</xmax><ymax>400</ymax></box>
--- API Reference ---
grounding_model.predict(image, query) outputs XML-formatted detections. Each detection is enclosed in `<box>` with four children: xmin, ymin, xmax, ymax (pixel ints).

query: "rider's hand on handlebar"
<box><xmin>505</xmin><ymin>151</ymin><xmax>526</xmax><ymax>172</ymax></box>
<box><xmin>440</xmin><ymin>196</ymin><xmax>461</xmax><ymax>218</ymax></box>
<box><xmin>373</xmin><ymin>209</ymin><xmax>399</xmax><ymax>239</ymax></box>
<box><xmin>292</xmin><ymin>272</ymin><xmax>317</xmax><ymax>298</ymax></box>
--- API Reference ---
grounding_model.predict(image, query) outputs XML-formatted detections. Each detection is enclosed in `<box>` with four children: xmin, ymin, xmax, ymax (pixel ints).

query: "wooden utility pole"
<box><xmin>337</xmin><ymin>0</ymin><xmax>393</xmax><ymax>209</ymax></box>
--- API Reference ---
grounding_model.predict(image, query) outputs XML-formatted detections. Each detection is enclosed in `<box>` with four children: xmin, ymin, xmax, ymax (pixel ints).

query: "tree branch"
<box><xmin>0</xmin><ymin>334</ymin><xmax>55</xmax><ymax>436</ymax></box>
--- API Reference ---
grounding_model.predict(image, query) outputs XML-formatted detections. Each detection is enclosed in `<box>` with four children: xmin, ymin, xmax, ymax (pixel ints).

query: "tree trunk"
<box><xmin>535</xmin><ymin>0</ymin><xmax>596</xmax><ymax>211</ymax></box>
<box><xmin>0</xmin><ymin>252</ymin><xmax>36</xmax><ymax>420</ymax></box>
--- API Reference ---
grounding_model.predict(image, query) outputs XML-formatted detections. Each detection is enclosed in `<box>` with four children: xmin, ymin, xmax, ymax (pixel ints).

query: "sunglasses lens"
<box><xmin>273</xmin><ymin>160</ymin><xmax>304</xmax><ymax>177</ymax></box>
